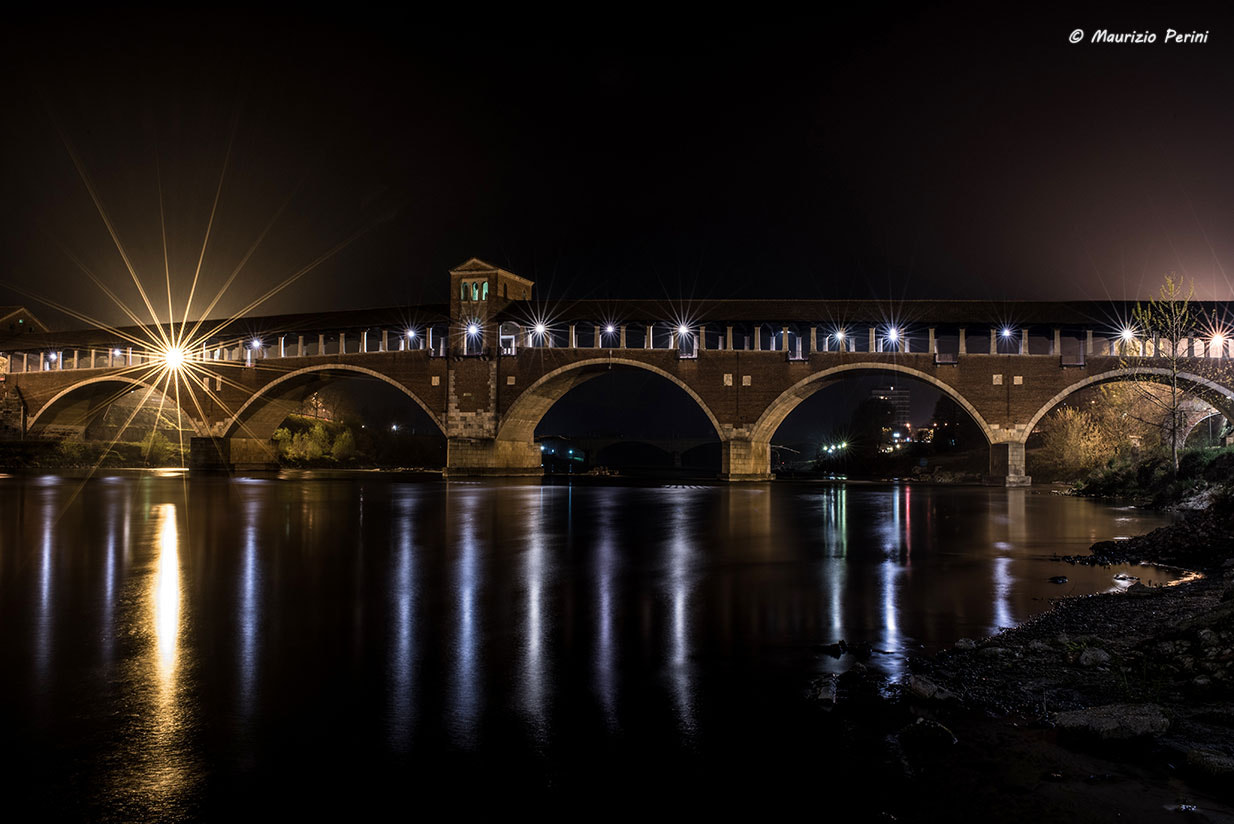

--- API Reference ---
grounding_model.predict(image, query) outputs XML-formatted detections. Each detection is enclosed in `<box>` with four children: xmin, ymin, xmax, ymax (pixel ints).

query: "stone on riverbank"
<box><xmin>1077</xmin><ymin>647</ymin><xmax>1111</xmax><ymax>667</ymax></box>
<box><xmin>1052</xmin><ymin>703</ymin><xmax>1170</xmax><ymax>741</ymax></box>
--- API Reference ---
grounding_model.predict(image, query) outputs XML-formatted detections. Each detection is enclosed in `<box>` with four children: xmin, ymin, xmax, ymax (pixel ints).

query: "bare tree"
<box><xmin>1122</xmin><ymin>275</ymin><xmax>1229</xmax><ymax>471</ymax></box>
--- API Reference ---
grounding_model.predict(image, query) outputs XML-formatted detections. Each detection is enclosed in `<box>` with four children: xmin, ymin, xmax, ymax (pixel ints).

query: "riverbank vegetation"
<box><xmin>271</xmin><ymin>413</ymin><xmax>443</xmax><ymax>468</ymax></box>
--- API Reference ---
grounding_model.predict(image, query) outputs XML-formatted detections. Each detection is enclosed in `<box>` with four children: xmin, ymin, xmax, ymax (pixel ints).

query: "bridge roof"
<box><xmin>0</xmin><ymin>304</ymin><xmax>451</xmax><ymax>351</ymax></box>
<box><xmin>5</xmin><ymin>297</ymin><xmax>1234</xmax><ymax>352</ymax></box>
<box><xmin>493</xmin><ymin>299</ymin><xmax>1234</xmax><ymax>329</ymax></box>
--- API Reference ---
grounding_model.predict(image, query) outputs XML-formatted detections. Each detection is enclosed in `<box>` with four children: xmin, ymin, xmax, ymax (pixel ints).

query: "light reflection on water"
<box><xmin>387</xmin><ymin>488</ymin><xmax>417</xmax><ymax>751</ymax></box>
<box><xmin>448</xmin><ymin>487</ymin><xmax>482</xmax><ymax>747</ymax></box>
<box><xmin>0</xmin><ymin>476</ymin><xmax>1183</xmax><ymax>815</ymax></box>
<box><xmin>152</xmin><ymin>504</ymin><xmax>180</xmax><ymax>687</ymax></box>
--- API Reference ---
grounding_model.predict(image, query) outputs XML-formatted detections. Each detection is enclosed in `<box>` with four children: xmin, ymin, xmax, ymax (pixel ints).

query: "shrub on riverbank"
<box><xmin>0</xmin><ymin>439</ymin><xmax>186</xmax><ymax>469</ymax></box>
<box><xmin>1074</xmin><ymin>445</ymin><xmax>1234</xmax><ymax>506</ymax></box>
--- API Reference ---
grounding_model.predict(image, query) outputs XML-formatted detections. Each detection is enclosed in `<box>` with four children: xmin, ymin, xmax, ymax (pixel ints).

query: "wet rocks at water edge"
<box><xmin>816</xmin><ymin>639</ymin><xmax>873</xmax><ymax>660</ymax></box>
<box><xmin>897</xmin><ymin>717</ymin><xmax>958</xmax><ymax>753</ymax></box>
<box><xmin>1059</xmin><ymin>505</ymin><xmax>1234</xmax><ymax>574</ymax></box>
<box><xmin>905</xmin><ymin>674</ymin><xmax>960</xmax><ymax>704</ymax></box>
<box><xmin>1076</xmin><ymin>647</ymin><xmax>1111</xmax><ymax>668</ymax></box>
<box><xmin>1052</xmin><ymin>703</ymin><xmax>1170</xmax><ymax>741</ymax></box>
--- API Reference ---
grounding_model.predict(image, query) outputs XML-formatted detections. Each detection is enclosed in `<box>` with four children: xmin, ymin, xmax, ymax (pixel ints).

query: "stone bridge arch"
<box><xmin>447</xmin><ymin>358</ymin><xmax>723</xmax><ymax>477</ymax></box>
<box><xmin>718</xmin><ymin>361</ymin><xmax>1007</xmax><ymax>482</ymax></box>
<box><xmin>221</xmin><ymin>364</ymin><xmax>444</xmax><ymax>467</ymax></box>
<box><xmin>750</xmin><ymin>362</ymin><xmax>997</xmax><ymax>444</ymax></box>
<box><xmin>26</xmin><ymin>374</ymin><xmax>206</xmax><ymax>438</ymax></box>
<box><xmin>224</xmin><ymin>363</ymin><xmax>444</xmax><ymax>439</ymax></box>
<box><xmin>497</xmin><ymin>358</ymin><xmax>723</xmax><ymax>442</ymax></box>
<box><xmin>1182</xmin><ymin>410</ymin><xmax>1231</xmax><ymax>446</ymax></box>
<box><xmin>1022</xmin><ymin>367</ymin><xmax>1234</xmax><ymax>439</ymax></box>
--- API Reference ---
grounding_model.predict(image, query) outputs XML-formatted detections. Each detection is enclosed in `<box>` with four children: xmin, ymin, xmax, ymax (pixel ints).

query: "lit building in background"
<box><xmin>872</xmin><ymin>386</ymin><xmax>912</xmax><ymax>451</ymax></box>
<box><xmin>871</xmin><ymin>386</ymin><xmax>911</xmax><ymax>430</ymax></box>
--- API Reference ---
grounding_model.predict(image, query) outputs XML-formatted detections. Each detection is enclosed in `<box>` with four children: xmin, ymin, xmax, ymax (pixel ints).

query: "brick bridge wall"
<box><xmin>9</xmin><ymin>345</ymin><xmax>1234</xmax><ymax>483</ymax></box>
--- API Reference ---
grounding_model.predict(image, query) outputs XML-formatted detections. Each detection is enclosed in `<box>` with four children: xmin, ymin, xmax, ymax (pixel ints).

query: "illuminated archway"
<box><xmin>223</xmin><ymin>363</ymin><xmax>443</xmax><ymax>440</ymax></box>
<box><xmin>27</xmin><ymin>375</ymin><xmax>205</xmax><ymax>437</ymax></box>
<box><xmin>751</xmin><ymin>362</ymin><xmax>997</xmax><ymax>445</ymax></box>
<box><xmin>496</xmin><ymin>357</ymin><xmax>723</xmax><ymax>445</ymax></box>
<box><xmin>1022</xmin><ymin>367</ymin><xmax>1234</xmax><ymax>438</ymax></box>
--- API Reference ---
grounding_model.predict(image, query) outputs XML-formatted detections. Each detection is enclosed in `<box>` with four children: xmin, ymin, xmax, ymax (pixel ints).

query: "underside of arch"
<box><xmin>750</xmin><ymin>362</ymin><xmax>996</xmax><ymax>444</ymax></box>
<box><xmin>27</xmin><ymin>375</ymin><xmax>203</xmax><ymax>438</ymax></box>
<box><xmin>223</xmin><ymin>364</ymin><xmax>444</xmax><ymax>441</ymax></box>
<box><xmin>1182</xmin><ymin>410</ymin><xmax>1231</xmax><ymax>445</ymax></box>
<box><xmin>496</xmin><ymin>358</ymin><xmax>723</xmax><ymax>444</ymax></box>
<box><xmin>1023</xmin><ymin>368</ymin><xmax>1234</xmax><ymax>438</ymax></box>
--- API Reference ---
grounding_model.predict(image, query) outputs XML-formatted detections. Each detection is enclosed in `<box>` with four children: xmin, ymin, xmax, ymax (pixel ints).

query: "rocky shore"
<box><xmin>816</xmin><ymin>502</ymin><xmax>1234</xmax><ymax>821</ymax></box>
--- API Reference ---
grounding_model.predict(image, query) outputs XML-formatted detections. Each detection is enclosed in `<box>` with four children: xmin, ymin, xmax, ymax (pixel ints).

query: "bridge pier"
<box><xmin>720</xmin><ymin>438</ymin><xmax>773</xmax><ymax>482</ymax></box>
<box><xmin>189</xmin><ymin>437</ymin><xmax>230</xmax><ymax>471</ymax></box>
<box><xmin>988</xmin><ymin>441</ymin><xmax>1031</xmax><ymax>487</ymax></box>
<box><xmin>444</xmin><ymin>437</ymin><xmax>542</xmax><ymax>478</ymax></box>
<box><xmin>189</xmin><ymin>436</ymin><xmax>279</xmax><ymax>472</ymax></box>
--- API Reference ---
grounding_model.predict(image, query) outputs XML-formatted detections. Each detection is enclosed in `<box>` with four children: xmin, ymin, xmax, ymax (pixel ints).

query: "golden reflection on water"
<box><xmin>129</xmin><ymin>501</ymin><xmax>191</xmax><ymax>810</ymax></box>
<box><xmin>152</xmin><ymin>504</ymin><xmax>181</xmax><ymax>685</ymax></box>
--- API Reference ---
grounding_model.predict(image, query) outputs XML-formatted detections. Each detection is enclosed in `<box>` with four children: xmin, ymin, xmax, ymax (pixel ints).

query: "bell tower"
<box><xmin>448</xmin><ymin>258</ymin><xmax>534</xmax><ymax>355</ymax></box>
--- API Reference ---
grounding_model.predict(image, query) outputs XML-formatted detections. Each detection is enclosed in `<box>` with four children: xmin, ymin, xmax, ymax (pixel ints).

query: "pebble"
<box><xmin>1053</xmin><ymin>703</ymin><xmax>1170</xmax><ymax>740</ymax></box>
<box><xmin>1078</xmin><ymin>647</ymin><xmax>1111</xmax><ymax>667</ymax></box>
<box><xmin>898</xmin><ymin>717</ymin><xmax>958</xmax><ymax>750</ymax></box>
<box><xmin>1186</xmin><ymin>748</ymin><xmax>1234</xmax><ymax>780</ymax></box>
<box><xmin>977</xmin><ymin>646</ymin><xmax>1011</xmax><ymax>659</ymax></box>
<box><xmin>906</xmin><ymin>674</ymin><xmax>959</xmax><ymax>703</ymax></box>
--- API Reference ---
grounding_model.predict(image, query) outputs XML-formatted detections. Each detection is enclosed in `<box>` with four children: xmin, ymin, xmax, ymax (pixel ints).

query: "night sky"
<box><xmin>3</xmin><ymin>8</ymin><xmax>1234</xmax><ymax>441</ymax></box>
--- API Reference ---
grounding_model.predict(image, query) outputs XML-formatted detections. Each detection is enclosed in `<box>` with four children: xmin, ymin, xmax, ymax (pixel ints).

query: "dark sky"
<box><xmin>4</xmin><ymin>6</ymin><xmax>1234</xmax><ymax>331</ymax></box>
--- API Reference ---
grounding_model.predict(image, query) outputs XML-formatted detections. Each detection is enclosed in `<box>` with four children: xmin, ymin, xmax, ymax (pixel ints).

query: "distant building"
<box><xmin>0</xmin><ymin>306</ymin><xmax>48</xmax><ymax>337</ymax></box>
<box><xmin>0</xmin><ymin>307</ymin><xmax>49</xmax><ymax>376</ymax></box>
<box><xmin>871</xmin><ymin>385</ymin><xmax>911</xmax><ymax>429</ymax></box>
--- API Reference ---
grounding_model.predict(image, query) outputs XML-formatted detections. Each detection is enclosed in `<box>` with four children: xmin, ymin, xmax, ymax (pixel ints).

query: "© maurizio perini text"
<box><xmin>1091</xmin><ymin>29</ymin><xmax>1208</xmax><ymax>44</ymax></box>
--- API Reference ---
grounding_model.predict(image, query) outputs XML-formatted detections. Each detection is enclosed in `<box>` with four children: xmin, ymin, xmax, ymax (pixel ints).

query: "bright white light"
<box><xmin>250</xmin><ymin>338</ymin><xmax>262</xmax><ymax>350</ymax></box>
<box><xmin>467</xmin><ymin>323</ymin><xmax>479</xmax><ymax>336</ymax></box>
<box><xmin>1214</xmin><ymin>334</ymin><xmax>1226</xmax><ymax>347</ymax></box>
<box><xmin>1001</xmin><ymin>327</ymin><xmax>1012</xmax><ymax>338</ymax></box>
<box><xmin>391</xmin><ymin>424</ymin><xmax>399</xmax><ymax>432</ymax></box>
<box><xmin>887</xmin><ymin>328</ymin><xmax>899</xmax><ymax>342</ymax></box>
<box><xmin>406</xmin><ymin>329</ymin><xmax>416</xmax><ymax>339</ymax></box>
<box><xmin>163</xmin><ymin>346</ymin><xmax>186</xmax><ymax>370</ymax></box>
<box><xmin>113</xmin><ymin>349</ymin><xmax>123</xmax><ymax>356</ymax></box>
<box><xmin>835</xmin><ymin>330</ymin><xmax>846</xmax><ymax>341</ymax></box>
<box><xmin>47</xmin><ymin>353</ymin><xmax>57</xmax><ymax>361</ymax></box>
<box><xmin>841</xmin><ymin>441</ymin><xmax>847</xmax><ymax>448</ymax></box>
<box><xmin>605</xmin><ymin>325</ymin><xmax>615</xmax><ymax>334</ymax></box>
<box><xmin>1120</xmin><ymin>328</ymin><xmax>1135</xmax><ymax>342</ymax></box>
<box><xmin>534</xmin><ymin>323</ymin><xmax>547</xmax><ymax>336</ymax></box>
<box><xmin>677</xmin><ymin>325</ymin><xmax>689</xmax><ymax>337</ymax></box>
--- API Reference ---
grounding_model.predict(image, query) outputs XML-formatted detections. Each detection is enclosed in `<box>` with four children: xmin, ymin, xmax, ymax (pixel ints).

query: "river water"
<box><xmin>0</xmin><ymin>474</ymin><xmax>1176</xmax><ymax>818</ymax></box>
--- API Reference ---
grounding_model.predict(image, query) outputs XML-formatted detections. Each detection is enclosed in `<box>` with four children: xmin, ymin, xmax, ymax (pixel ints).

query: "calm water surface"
<box><xmin>0</xmin><ymin>475</ymin><xmax>1175</xmax><ymax>817</ymax></box>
